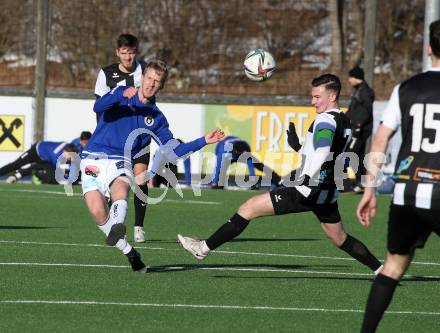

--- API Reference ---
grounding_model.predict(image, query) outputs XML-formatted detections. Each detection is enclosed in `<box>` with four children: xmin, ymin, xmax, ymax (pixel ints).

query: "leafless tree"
<box><xmin>329</xmin><ymin>0</ymin><xmax>344</xmax><ymax>72</ymax></box>
<box><xmin>0</xmin><ymin>0</ymin><xmax>427</xmax><ymax>99</ymax></box>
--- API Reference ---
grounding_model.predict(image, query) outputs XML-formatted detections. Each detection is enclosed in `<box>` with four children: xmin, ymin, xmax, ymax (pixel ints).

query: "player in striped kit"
<box><xmin>357</xmin><ymin>19</ymin><xmax>440</xmax><ymax>333</ymax></box>
<box><xmin>178</xmin><ymin>74</ymin><xmax>382</xmax><ymax>276</ymax></box>
<box><xmin>94</xmin><ymin>34</ymin><xmax>146</xmax><ymax>102</ymax></box>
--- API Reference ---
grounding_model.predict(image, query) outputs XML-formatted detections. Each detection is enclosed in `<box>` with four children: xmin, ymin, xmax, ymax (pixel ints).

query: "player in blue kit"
<box><xmin>94</xmin><ymin>34</ymin><xmax>149</xmax><ymax>243</ymax></box>
<box><xmin>81</xmin><ymin>59</ymin><xmax>225</xmax><ymax>272</ymax></box>
<box><xmin>70</xmin><ymin>131</ymin><xmax>92</xmax><ymax>154</ymax></box>
<box><xmin>0</xmin><ymin>141</ymin><xmax>78</xmax><ymax>184</ymax></box>
<box><xmin>210</xmin><ymin>135</ymin><xmax>282</xmax><ymax>189</ymax></box>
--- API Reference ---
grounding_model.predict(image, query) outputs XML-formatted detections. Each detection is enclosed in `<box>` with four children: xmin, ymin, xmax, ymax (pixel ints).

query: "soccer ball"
<box><xmin>244</xmin><ymin>49</ymin><xmax>276</xmax><ymax>81</ymax></box>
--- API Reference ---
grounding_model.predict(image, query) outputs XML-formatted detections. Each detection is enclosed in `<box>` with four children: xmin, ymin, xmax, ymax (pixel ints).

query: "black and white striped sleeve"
<box><xmin>94</xmin><ymin>69</ymin><xmax>109</xmax><ymax>98</ymax></box>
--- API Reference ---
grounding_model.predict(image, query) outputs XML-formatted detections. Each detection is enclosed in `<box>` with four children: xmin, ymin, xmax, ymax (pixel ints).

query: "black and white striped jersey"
<box><xmin>295</xmin><ymin>109</ymin><xmax>352</xmax><ymax>200</ymax></box>
<box><xmin>94</xmin><ymin>60</ymin><xmax>146</xmax><ymax>98</ymax></box>
<box><xmin>381</xmin><ymin>68</ymin><xmax>440</xmax><ymax>209</ymax></box>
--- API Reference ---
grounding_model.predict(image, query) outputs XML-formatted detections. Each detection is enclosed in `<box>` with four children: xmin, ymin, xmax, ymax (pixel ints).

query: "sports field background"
<box><xmin>0</xmin><ymin>184</ymin><xmax>439</xmax><ymax>332</ymax></box>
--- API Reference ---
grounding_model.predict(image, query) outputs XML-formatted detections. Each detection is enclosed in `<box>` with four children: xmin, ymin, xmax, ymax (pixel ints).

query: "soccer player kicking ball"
<box><xmin>94</xmin><ymin>34</ymin><xmax>149</xmax><ymax>244</ymax></box>
<box><xmin>81</xmin><ymin>59</ymin><xmax>224</xmax><ymax>272</ymax></box>
<box><xmin>178</xmin><ymin>74</ymin><xmax>383</xmax><ymax>275</ymax></box>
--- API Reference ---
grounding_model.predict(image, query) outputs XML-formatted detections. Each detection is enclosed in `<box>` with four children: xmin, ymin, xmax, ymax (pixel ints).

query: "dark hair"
<box><xmin>80</xmin><ymin>131</ymin><xmax>92</xmax><ymax>141</ymax></box>
<box><xmin>232</xmin><ymin>141</ymin><xmax>250</xmax><ymax>154</ymax></box>
<box><xmin>430</xmin><ymin>20</ymin><xmax>440</xmax><ymax>58</ymax></box>
<box><xmin>348</xmin><ymin>66</ymin><xmax>364</xmax><ymax>80</ymax></box>
<box><xmin>64</xmin><ymin>144</ymin><xmax>78</xmax><ymax>153</ymax></box>
<box><xmin>312</xmin><ymin>74</ymin><xmax>341</xmax><ymax>99</ymax></box>
<box><xmin>144</xmin><ymin>59</ymin><xmax>169</xmax><ymax>89</ymax></box>
<box><xmin>117</xmin><ymin>34</ymin><xmax>138</xmax><ymax>50</ymax></box>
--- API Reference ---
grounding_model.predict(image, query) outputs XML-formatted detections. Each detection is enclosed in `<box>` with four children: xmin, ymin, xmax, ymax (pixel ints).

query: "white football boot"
<box><xmin>134</xmin><ymin>226</ymin><xmax>146</xmax><ymax>243</ymax></box>
<box><xmin>177</xmin><ymin>234</ymin><xmax>208</xmax><ymax>260</ymax></box>
<box><xmin>6</xmin><ymin>176</ymin><xmax>17</xmax><ymax>184</ymax></box>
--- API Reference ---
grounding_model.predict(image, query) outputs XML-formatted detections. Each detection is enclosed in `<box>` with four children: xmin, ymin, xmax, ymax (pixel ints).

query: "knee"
<box><xmin>237</xmin><ymin>198</ymin><xmax>257</xmax><ymax>220</ymax></box>
<box><xmin>382</xmin><ymin>254</ymin><xmax>412</xmax><ymax>280</ymax></box>
<box><xmin>90</xmin><ymin>206</ymin><xmax>108</xmax><ymax>224</ymax></box>
<box><xmin>382</xmin><ymin>265</ymin><xmax>405</xmax><ymax>280</ymax></box>
<box><xmin>321</xmin><ymin>224</ymin><xmax>346</xmax><ymax>247</ymax></box>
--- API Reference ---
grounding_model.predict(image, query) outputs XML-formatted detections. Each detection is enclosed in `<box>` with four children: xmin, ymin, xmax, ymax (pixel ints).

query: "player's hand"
<box><xmin>123</xmin><ymin>87</ymin><xmax>138</xmax><ymax>99</ymax></box>
<box><xmin>205</xmin><ymin>128</ymin><xmax>225</xmax><ymax>144</ymax></box>
<box><xmin>286</xmin><ymin>122</ymin><xmax>302</xmax><ymax>151</ymax></box>
<box><xmin>356</xmin><ymin>188</ymin><xmax>377</xmax><ymax>227</ymax></box>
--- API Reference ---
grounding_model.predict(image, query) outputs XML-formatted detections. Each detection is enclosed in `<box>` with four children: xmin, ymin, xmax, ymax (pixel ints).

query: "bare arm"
<box><xmin>204</xmin><ymin>128</ymin><xmax>225</xmax><ymax>144</ymax></box>
<box><xmin>356</xmin><ymin>124</ymin><xmax>394</xmax><ymax>227</ymax></box>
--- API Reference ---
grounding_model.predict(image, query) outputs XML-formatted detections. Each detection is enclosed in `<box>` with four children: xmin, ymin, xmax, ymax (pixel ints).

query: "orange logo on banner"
<box><xmin>0</xmin><ymin>115</ymin><xmax>25</xmax><ymax>151</ymax></box>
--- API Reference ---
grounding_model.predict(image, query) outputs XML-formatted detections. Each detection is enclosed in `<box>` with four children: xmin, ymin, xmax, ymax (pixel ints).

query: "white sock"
<box><xmin>108</xmin><ymin>200</ymin><xmax>131</xmax><ymax>254</ymax></box>
<box><xmin>116</xmin><ymin>239</ymin><xmax>132</xmax><ymax>254</ymax></box>
<box><xmin>109</xmin><ymin>200</ymin><xmax>128</xmax><ymax>225</ymax></box>
<box><xmin>97</xmin><ymin>217</ymin><xmax>112</xmax><ymax>236</ymax></box>
<box><xmin>97</xmin><ymin>200</ymin><xmax>128</xmax><ymax>236</ymax></box>
<box><xmin>97</xmin><ymin>200</ymin><xmax>130</xmax><ymax>255</ymax></box>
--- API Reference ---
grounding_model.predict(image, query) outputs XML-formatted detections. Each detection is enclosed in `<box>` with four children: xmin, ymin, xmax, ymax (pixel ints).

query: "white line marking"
<box><xmin>0</xmin><ymin>188</ymin><xmax>80</xmax><ymax>196</ymax></box>
<box><xmin>0</xmin><ymin>261</ymin><xmax>439</xmax><ymax>279</ymax></box>
<box><xmin>0</xmin><ymin>261</ymin><xmax>370</xmax><ymax>276</ymax></box>
<box><xmin>1</xmin><ymin>239</ymin><xmax>439</xmax><ymax>267</ymax></box>
<box><xmin>0</xmin><ymin>240</ymin><xmax>166</xmax><ymax>251</ymax></box>
<box><xmin>162</xmin><ymin>198</ymin><xmax>220</xmax><ymax>205</ymax></box>
<box><xmin>0</xmin><ymin>300</ymin><xmax>439</xmax><ymax>316</ymax></box>
<box><xmin>0</xmin><ymin>188</ymin><xmax>220</xmax><ymax>205</ymax></box>
<box><xmin>0</xmin><ymin>262</ymin><xmax>127</xmax><ymax>268</ymax></box>
<box><xmin>203</xmin><ymin>266</ymin><xmax>373</xmax><ymax>277</ymax></box>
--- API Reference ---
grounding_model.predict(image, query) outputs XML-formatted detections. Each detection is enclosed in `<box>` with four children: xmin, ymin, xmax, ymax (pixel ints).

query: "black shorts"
<box><xmin>132</xmin><ymin>152</ymin><xmax>150</xmax><ymax>166</ymax></box>
<box><xmin>270</xmin><ymin>186</ymin><xmax>341</xmax><ymax>223</ymax></box>
<box><xmin>387</xmin><ymin>204</ymin><xmax>440</xmax><ymax>254</ymax></box>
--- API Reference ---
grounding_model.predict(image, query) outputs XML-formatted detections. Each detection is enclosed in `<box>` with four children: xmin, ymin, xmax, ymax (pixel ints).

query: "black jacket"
<box><xmin>346</xmin><ymin>81</ymin><xmax>375</xmax><ymax>139</ymax></box>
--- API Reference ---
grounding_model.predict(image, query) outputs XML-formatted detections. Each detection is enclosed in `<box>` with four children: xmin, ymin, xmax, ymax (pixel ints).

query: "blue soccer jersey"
<box><xmin>70</xmin><ymin>137</ymin><xmax>85</xmax><ymax>153</ymax></box>
<box><xmin>36</xmin><ymin>141</ymin><xmax>69</xmax><ymax>169</ymax></box>
<box><xmin>83</xmin><ymin>86</ymin><xmax>206</xmax><ymax>162</ymax></box>
<box><xmin>212</xmin><ymin>136</ymin><xmax>255</xmax><ymax>183</ymax></box>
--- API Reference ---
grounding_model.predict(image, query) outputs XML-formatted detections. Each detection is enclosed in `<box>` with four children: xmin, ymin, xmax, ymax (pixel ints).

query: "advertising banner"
<box><xmin>205</xmin><ymin>104</ymin><xmax>318</xmax><ymax>176</ymax></box>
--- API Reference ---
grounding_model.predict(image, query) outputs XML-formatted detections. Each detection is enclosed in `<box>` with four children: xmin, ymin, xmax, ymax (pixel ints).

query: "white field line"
<box><xmin>0</xmin><ymin>262</ymin><xmax>127</xmax><ymax>268</ymax></box>
<box><xmin>1</xmin><ymin>261</ymin><xmax>440</xmax><ymax>280</ymax></box>
<box><xmin>0</xmin><ymin>261</ymin><xmax>370</xmax><ymax>276</ymax></box>
<box><xmin>0</xmin><ymin>188</ymin><xmax>220</xmax><ymax>205</ymax></box>
<box><xmin>0</xmin><ymin>239</ymin><xmax>439</xmax><ymax>268</ymax></box>
<box><xmin>0</xmin><ymin>300</ymin><xmax>439</xmax><ymax>316</ymax></box>
<box><xmin>0</xmin><ymin>188</ymin><xmax>78</xmax><ymax>196</ymax></box>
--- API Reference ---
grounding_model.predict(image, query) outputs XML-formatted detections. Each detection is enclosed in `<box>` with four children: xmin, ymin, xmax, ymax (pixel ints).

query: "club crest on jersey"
<box><xmin>85</xmin><ymin>165</ymin><xmax>100</xmax><ymax>178</ymax></box>
<box><xmin>112</xmin><ymin>203</ymin><xmax>119</xmax><ymax>218</ymax></box>
<box><xmin>144</xmin><ymin>116</ymin><xmax>154</xmax><ymax>126</ymax></box>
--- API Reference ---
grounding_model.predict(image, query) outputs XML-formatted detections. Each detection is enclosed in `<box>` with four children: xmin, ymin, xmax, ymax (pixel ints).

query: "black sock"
<box><xmin>134</xmin><ymin>184</ymin><xmax>148</xmax><ymax>227</ymax></box>
<box><xmin>206</xmin><ymin>213</ymin><xmax>249</xmax><ymax>250</ymax></box>
<box><xmin>339</xmin><ymin>234</ymin><xmax>382</xmax><ymax>271</ymax></box>
<box><xmin>361</xmin><ymin>274</ymin><xmax>398</xmax><ymax>333</ymax></box>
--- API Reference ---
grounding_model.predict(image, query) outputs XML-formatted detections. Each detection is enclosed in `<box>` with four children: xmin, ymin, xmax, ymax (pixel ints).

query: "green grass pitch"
<box><xmin>0</xmin><ymin>183</ymin><xmax>439</xmax><ymax>332</ymax></box>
